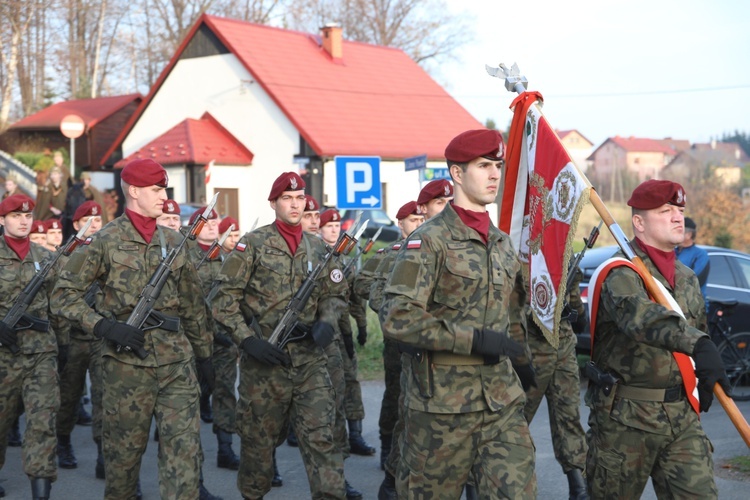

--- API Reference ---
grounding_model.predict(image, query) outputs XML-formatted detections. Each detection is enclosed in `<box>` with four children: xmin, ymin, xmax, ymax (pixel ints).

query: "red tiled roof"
<box><xmin>10</xmin><ymin>94</ymin><xmax>142</xmax><ymax>131</ymax></box>
<box><xmin>610</xmin><ymin>136</ymin><xmax>676</xmax><ymax>154</ymax></box>
<box><xmin>102</xmin><ymin>14</ymin><xmax>482</xmax><ymax>166</ymax></box>
<box><xmin>115</xmin><ymin>112</ymin><xmax>253</xmax><ymax>167</ymax></box>
<box><xmin>555</xmin><ymin>129</ymin><xmax>594</xmax><ymax>146</ymax></box>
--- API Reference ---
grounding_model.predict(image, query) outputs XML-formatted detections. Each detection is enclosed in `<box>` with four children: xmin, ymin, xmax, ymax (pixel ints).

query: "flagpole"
<box><xmin>489</xmin><ymin>62</ymin><xmax>750</xmax><ymax>448</ymax></box>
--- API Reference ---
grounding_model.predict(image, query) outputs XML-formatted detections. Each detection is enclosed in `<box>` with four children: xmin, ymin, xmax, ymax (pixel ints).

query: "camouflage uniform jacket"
<box><xmin>51</xmin><ymin>214</ymin><xmax>211</xmax><ymax>366</ymax></box>
<box><xmin>352</xmin><ymin>249</ymin><xmax>383</xmax><ymax>299</ymax></box>
<box><xmin>0</xmin><ymin>240</ymin><xmax>59</xmax><ymax>353</ymax></box>
<box><xmin>188</xmin><ymin>240</ymin><xmax>223</xmax><ymax>297</ymax></box>
<box><xmin>210</xmin><ymin>223</ymin><xmax>348</xmax><ymax>366</ymax></box>
<box><xmin>380</xmin><ymin>204</ymin><xmax>528</xmax><ymax>414</ymax></box>
<box><xmin>368</xmin><ymin>240</ymin><xmax>404</xmax><ymax>313</ymax></box>
<box><xmin>592</xmin><ymin>241</ymin><xmax>707</xmax><ymax>390</ymax></box>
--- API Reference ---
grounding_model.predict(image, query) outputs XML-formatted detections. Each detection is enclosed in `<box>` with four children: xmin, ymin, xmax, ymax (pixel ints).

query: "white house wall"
<box><xmin>122</xmin><ymin>53</ymin><xmax>299</xmax><ymax>228</ymax></box>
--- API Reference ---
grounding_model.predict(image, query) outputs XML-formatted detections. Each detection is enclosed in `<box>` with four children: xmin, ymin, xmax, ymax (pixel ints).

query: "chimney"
<box><xmin>321</xmin><ymin>23</ymin><xmax>343</xmax><ymax>59</ymax></box>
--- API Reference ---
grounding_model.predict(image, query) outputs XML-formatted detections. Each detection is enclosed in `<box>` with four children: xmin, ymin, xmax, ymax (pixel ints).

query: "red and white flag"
<box><xmin>204</xmin><ymin>159</ymin><xmax>215</xmax><ymax>185</ymax></box>
<box><xmin>500</xmin><ymin>92</ymin><xmax>591</xmax><ymax>346</ymax></box>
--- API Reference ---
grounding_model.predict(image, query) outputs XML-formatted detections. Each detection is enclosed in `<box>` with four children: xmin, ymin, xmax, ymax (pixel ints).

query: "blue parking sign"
<box><xmin>335</xmin><ymin>156</ymin><xmax>382</xmax><ymax>209</ymax></box>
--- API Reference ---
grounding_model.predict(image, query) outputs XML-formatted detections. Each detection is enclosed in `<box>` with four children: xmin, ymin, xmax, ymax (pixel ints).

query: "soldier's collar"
<box><xmin>443</xmin><ymin>203</ymin><xmax>502</xmax><ymax>244</ymax></box>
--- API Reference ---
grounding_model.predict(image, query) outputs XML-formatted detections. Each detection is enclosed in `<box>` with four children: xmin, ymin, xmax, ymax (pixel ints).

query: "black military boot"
<box><xmin>200</xmin><ymin>392</ymin><xmax>213</xmax><ymax>423</ymax></box>
<box><xmin>95</xmin><ymin>438</ymin><xmax>105</xmax><ymax>479</ymax></box>
<box><xmin>347</xmin><ymin>419</ymin><xmax>376</xmax><ymax>456</ymax></box>
<box><xmin>199</xmin><ymin>478</ymin><xmax>223</xmax><ymax>500</ymax></box>
<box><xmin>136</xmin><ymin>479</ymin><xmax>143</xmax><ymax>500</ymax></box>
<box><xmin>0</xmin><ymin>482</ymin><xmax>5</xmax><ymax>497</ymax></box>
<box><xmin>76</xmin><ymin>398</ymin><xmax>93</xmax><ymax>426</ymax></box>
<box><xmin>30</xmin><ymin>477</ymin><xmax>51</xmax><ymax>500</ymax></box>
<box><xmin>7</xmin><ymin>416</ymin><xmax>21</xmax><ymax>447</ymax></box>
<box><xmin>272</xmin><ymin>449</ymin><xmax>283</xmax><ymax>487</ymax></box>
<box><xmin>379</xmin><ymin>433</ymin><xmax>392</xmax><ymax>470</ymax></box>
<box><xmin>57</xmin><ymin>434</ymin><xmax>78</xmax><ymax>469</ymax></box>
<box><xmin>216</xmin><ymin>429</ymin><xmax>240</xmax><ymax>470</ymax></box>
<box><xmin>464</xmin><ymin>482</ymin><xmax>478</xmax><ymax>500</ymax></box>
<box><xmin>345</xmin><ymin>479</ymin><xmax>363</xmax><ymax>500</ymax></box>
<box><xmin>377</xmin><ymin>471</ymin><xmax>397</xmax><ymax>500</ymax></box>
<box><xmin>567</xmin><ymin>468</ymin><xmax>588</xmax><ymax>500</ymax></box>
<box><xmin>286</xmin><ymin>427</ymin><xmax>298</xmax><ymax>447</ymax></box>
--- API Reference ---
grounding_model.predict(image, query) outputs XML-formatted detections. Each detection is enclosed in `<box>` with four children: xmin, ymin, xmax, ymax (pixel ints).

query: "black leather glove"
<box><xmin>357</xmin><ymin>324</ymin><xmax>368</xmax><ymax>346</ymax></box>
<box><xmin>57</xmin><ymin>344</ymin><xmax>70</xmax><ymax>373</ymax></box>
<box><xmin>311</xmin><ymin>321</ymin><xmax>335</xmax><ymax>349</ymax></box>
<box><xmin>0</xmin><ymin>321</ymin><xmax>18</xmax><ymax>351</ymax></box>
<box><xmin>94</xmin><ymin>318</ymin><xmax>145</xmax><ymax>353</ymax></box>
<box><xmin>342</xmin><ymin>334</ymin><xmax>355</xmax><ymax>359</ymax></box>
<box><xmin>196</xmin><ymin>357</ymin><xmax>216</xmax><ymax>392</ymax></box>
<box><xmin>693</xmin><ymin>337</ymin><xmax>731</xmax><ymax>412</ymax></box>
<box><xmin>240</xmin><ymin>336</ymin><xmax>290</xmax><ymax>366</ymax></box>
<box><xmin>471</xmin><ymin>328</ymin><xmax>525</xmax><ymax>358</ymax></box>
<box><xmin>513</xmin><ymin>363</ymin><xmax>538</xmax><ymax>392</ymax></box>
<box><xmin>214</xmin><ymin>332</ymin><xmax>234</xmax><ymax>348</ymax></box>
<box><xmin>572</xmin><ymin>311</ymin><xmax>588</xmax><ymax>335</ymax></box>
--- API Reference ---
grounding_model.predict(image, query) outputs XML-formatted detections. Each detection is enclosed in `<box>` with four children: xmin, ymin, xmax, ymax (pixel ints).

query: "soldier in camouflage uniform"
<box><xmin>0</xmin><ymin>194</ymin><xmax>59</xmax><ymax>500</ymax></box>
<box><xmin>585</xmin><ymin>179</ymin><xmax>730</xmax><ymax>499</ymax></box>
<box><xmin>210</xmin><ymin>172</ymin><xmax>347</xmax><ymax>500</ymax></box>
<box><xmin>55</xmin><ymin>201</ymin><xmax>105</xmax><ymax>475</ymax></box>
<box><xmin>157</xmin><ymin>199</ymin><xmax>182</xmax><ymax>231</ymax></box>
<box><xmin>380</xmin><ymin>130</ymin><xmax>537</xmax><ymax>499</ymax></box>
<box><xmin>521</xmin><ymin>265</ymin><xmax>588</xmax><ymax>500</ymax></box>
<box><xmin>52</xmin><ymin>159</ymin><xmax>214</xmax><ymax>500</ymax></box>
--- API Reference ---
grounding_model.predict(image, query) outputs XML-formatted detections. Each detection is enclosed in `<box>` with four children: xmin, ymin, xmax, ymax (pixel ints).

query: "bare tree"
<box><xmin>282</xmin><ymin>0</ymin><xmax>473</xmax><ymax>72</ymax></box>
<box><xmin>0</xmin><ymin>0</ymin><xmax>38</xmax><ymax>131</ymax></box>
<box><xmin>218</xmin><ymin>0</ymin><xmax>284</xmax><ymax>24</ymax></box>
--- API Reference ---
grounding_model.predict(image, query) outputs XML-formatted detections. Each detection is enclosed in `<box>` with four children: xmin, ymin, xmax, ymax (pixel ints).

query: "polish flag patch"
<box><xmin>236</xmin><ymin>242</ymin><xmax>247</xmax><ymax>252</ymax></box>
<box><xmin>406</xmin><ymin>240</ymin><xmax>421</xmax><ymax>249</ymax></box>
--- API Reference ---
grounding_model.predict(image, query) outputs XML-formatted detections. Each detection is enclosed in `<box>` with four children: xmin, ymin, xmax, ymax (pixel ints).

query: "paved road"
<box><xmin>1</xmin><ymin>379</ymin><xmax>749</xmax><ymax>498</ymax></box>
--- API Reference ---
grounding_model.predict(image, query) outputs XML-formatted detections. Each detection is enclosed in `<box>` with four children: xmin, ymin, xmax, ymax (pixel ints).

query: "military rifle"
<box><xmin>2</xmin><ymin>218</ymin><xmax>92</xmax><ymax>354</ymax></box>
<box><xmin>342</xmin><ymin>226</ymin><xmax>383</xmax><ymax>277</ymax></box>
<box><xmin>117</xmin><ymin>194</ymin><xmax>218</xmax><ymax>359</ymax></box>
<box><xmin>267</xmin><ymin>214</ymin><xmax>369</xmax><ymax>349</ymax></box>
<box><xmin>561</xmin><ymin>221</ymin><xmax>602</xmax><ymax>322</ymax></box>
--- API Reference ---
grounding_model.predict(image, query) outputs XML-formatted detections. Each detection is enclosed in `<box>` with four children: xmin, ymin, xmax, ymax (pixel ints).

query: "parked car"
<box><xmin>575</xmin><ymin>245</ymin><xmax>750</xmax><ymax>355</ymax></box>
<box><xmin>338</xmin><ymin>209</ymin><xmax>401</xmax><ymax>242</ymax></box>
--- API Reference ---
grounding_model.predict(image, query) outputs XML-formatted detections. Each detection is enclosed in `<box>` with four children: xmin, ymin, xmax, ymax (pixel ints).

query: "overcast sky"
<box><xmin>439</xmin><ymin>0</ymin><xmax>750</xmax><ymax>147</ymax></box>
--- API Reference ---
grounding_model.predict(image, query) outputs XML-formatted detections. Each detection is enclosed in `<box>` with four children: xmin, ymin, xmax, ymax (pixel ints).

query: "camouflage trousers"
<box><xmin>57</xmin><ymin>337</ymin><xmax>104</xmax><ymax>441</ymax></box>
<box><xmin>328</xmin><ymin>338</ymin><xmax>350</xmax><ymax>458</ymax></box>
<box><xmin>523</xmin><ymin>328</ymin><xmax>587</xmax><ymax>472</ymax></box>
<box><xmin>211</xmin><ymin>341</ymin><xmax>238</xmax><ymax>434</ymax></box>
<box><xmin>236</xmin><ymin>353</ymin><xmax>345</xmax><ymax>499</ymax></box>
<box><xmin>378</xmin><ymin>338</ymin><xmax>403</xmax><ymax>437</ymax></box>
<box><xmin>397</xmin><ymin>401</ymin><xmax>537</xmax><ymax>499</ymax></box>
<box><xmin>342</xmin><ymin>338</ymin><xmax>364</xmax><ymax>420</ymax></box>
<box><xmin>586</xmin><ymin>388</ymin><xmax>717</xmax><ymax>499</ymax></box>
<box><xmin>384</xmin><ymin>352</ymin><xmax>409</xmax><ymax>477</ymax></box>
<box><xmin>102</xmin><ymin>356</ymin><xmax>201</xmax><ymax>500</ymax></box>
<box><xmin>0</xmin><ymin>349</ymin><xmax>59</xmax><ymax>480</ymax></box>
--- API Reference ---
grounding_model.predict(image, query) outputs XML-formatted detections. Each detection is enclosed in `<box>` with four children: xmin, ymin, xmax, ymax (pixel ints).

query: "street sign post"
<box><xmin>404</xmin><ymin>154</ymin><xmax>427</xmax><ymax>172</ymax></box>
<box><xmin>335</xmin><ymin>156</ymin><xmax>382</xmax><ymax>209</ymax></box>
<box><xmin>60</xmin><ymin>114</ymin><xmax>85</xmax><ymax>179</ymax></box>
<box><xmin>420</xmin><ymin>168</ymin><xmax>451</xmax><ymax>182</ymax></box>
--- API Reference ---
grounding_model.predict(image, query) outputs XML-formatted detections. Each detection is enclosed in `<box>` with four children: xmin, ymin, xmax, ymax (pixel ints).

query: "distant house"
<box><xmin>663</xmin><ymin>141</ymin><xmax>749</xmax><ymax>186</ymax></box>
<box><xmin>101</xmin><ymin>14</ymin><xmax>483</xmax><ymax>226</ymax></box>
<box><xmin>0</xmin><ymin>94</ymin><xmax>142</xmax><ymax>173</ymax></box>
<box><xmin>588</xmin><ymin>135</ymin><xmax>679</xmax><ymax>184</ymax></box>
<box><xmin>556</xmin><ymin>129</ymin><xmax>594</xmax><ymax>172</ymax></box>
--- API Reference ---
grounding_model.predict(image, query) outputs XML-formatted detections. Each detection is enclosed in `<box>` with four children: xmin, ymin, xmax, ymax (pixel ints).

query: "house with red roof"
<box><xmin>556</xmin><ymin>129</ymin><xmax>594</xmax><ymax>172</ymax></box>
<box><xmin>100</xmin><ymin>14</ymin><xmax>483</xmax><ymax>225</ymax></box>
<box><xmin>1</xmin><ymin>94</ymin><xmax>142</xmax><ymax>172</ymax></box>
<box><xmin>587</xmin><ymin>136</ymin><xmax>680</xmax><ymax>193</ymax></box>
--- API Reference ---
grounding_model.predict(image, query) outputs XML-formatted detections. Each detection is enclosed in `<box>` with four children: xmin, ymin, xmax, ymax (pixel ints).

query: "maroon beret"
<box><xmin>304</xmin><ymin>195</ymin><xmax>320</xmax><ymax>212</ymax></box>
<box><xmin>268</xmin><ymin>172</ymin><xmax>305</xmax><ymax>201</ymax></box>
<box><xmin>0</xmin><ymin>194</ymin><xmax>35</xmax><ymax>216</ymax></box>
<box><xmin>45</xmin><ymin>219</ymin><xmax>62</xmax><ymax>231</ymax></box>
<box><xmin>396</xmin><ymin>201</ymin><xmax>422</xmax><ymax>220</ymax></box>
<box><xmin>30</xmin><ymin>220</ymin><xmax>47</xmax><ymax>234</ymax></box>
<box><xmin>162</xmin><ymin>200</ymin><xmax>180</xmax><ymax>215</ymax></box>
<box><xmin>627</xmin><ymin>180</ymin><xmax>686</xmax><ymax>210</ymax></box>
<box><xmin>73</xmin><ymin>201</ymin><xmax>102</xmax><ymax>222</ymax></box>
<box><xmin>219</xmin><ymin>216</ymin><xmax>238</xmax><ymax>234</ymax></box>
<box><xmin>319</xmin><ymin>209</ymin><xmax>341</xmax><ymax>227</ymax></box>
<box><xmin>417</xmin><ymin>179</ymin><xmax>453</xmax><ymax>205</ymax></box>
<box><xmin>445</xmin><ymin>129</ymin><xmax>505</xmax><ymax>163</ymax></box>
<box><xmin>121</xmin><ymin>158</ymin><xmax>169</xmax><ymax>188</ymax></box>
<box><xmin>188</xmin><ymin>207</ymin><xmax>219</xmax><ymax>225</ymax></box>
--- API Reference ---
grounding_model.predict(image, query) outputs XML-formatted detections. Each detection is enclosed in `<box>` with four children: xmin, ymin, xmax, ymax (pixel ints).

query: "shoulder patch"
<box><xmin>330</xmin><ymin>268</ymin><xmax>344</xmax><ymax>283</ymax></box>
<box><xmin>391</xmin><ymin>243</ymin><xmax>402</xmax><ymax>251</ymax></box>
<box><xmin>377</xmin><ymin>248</ymin><xmax>385</xmax><ymax>254</ymax></box>
<box><xmin>406</xmin><ymin>240</ymin><xmax>422</xmax><ymax>249</ymax></box>
<box><xmin>236</xmin><ymin>242</ymin><xmax>247</xmax><ymax>252</ymax></box>
<box><xmin>83</xmin><ymin>237</ymin><xmax>93</xmax><ymax>245</ymax></box>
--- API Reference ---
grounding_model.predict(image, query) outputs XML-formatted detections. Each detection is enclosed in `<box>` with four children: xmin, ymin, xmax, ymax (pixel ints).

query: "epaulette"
<box><xmin>235</xmin><ymin>242</ymin><xmax>247</xmax><ymax>252</ymax></box>
<box><xmin>406</xmin><ymin>240</ymin><xmax>421</xmax><ymax>249</ymax></box>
